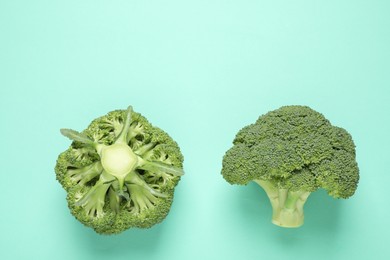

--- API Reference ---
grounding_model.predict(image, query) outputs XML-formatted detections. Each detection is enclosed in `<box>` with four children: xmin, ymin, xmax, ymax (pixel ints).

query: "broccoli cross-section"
<box><xmin>221</xmin><ymin>105</ymin><xmax>359</xmax><ymax>228</ymax></box>
<box><xmin>55</xmin><ymin>106</ymin><xmax>184</xmax><ymax>234</ymax></box>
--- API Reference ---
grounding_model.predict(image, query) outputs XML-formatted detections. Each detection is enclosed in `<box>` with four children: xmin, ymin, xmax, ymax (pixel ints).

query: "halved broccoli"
<box><xmin>55</xmin><ymin>106</ymin><xmax>184</xmax><ymax>234</ymax></box>
<box><xmin>221</xmin><ymin>105</ymin><xmax>359</xmax><ymax>228</ymax></box>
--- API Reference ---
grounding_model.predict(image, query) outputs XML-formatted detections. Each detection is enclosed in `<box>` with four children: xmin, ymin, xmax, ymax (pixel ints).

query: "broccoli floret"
<box><xmin>221</xmin><ymin>105</ymin><xmax>359</xmax><ymax>228</ymax></box>
<box><xmin>55</xmin><ymin>106</ymin><xmax>184</xmax><ymax>234</ymax></box>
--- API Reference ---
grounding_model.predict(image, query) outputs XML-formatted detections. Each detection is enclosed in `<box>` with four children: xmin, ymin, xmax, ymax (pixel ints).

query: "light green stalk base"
<box><xmin>254</xmin><ymin>180</ymin><xmax>310</xmax><ymax>228</ymax></box>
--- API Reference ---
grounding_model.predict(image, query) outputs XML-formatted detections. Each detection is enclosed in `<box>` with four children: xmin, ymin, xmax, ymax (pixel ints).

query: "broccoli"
<box><xmin>55</xmin><ymin>106</ymin><xmax>184</xmax><ymax>234</ymax></box>
<box><xmin>221</xmin><ymin>105</ymin><xmax>359</xmax><ymax>228</ymax></box>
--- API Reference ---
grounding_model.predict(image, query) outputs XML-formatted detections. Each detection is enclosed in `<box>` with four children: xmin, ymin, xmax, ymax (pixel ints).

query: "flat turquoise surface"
<box><xmin>1</xmin><ymin>1</ymin><xmax>389</xmax><ymax>259</ymax></box>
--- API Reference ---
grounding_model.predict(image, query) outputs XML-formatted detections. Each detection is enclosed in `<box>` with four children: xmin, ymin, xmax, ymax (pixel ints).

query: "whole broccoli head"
<box><xmin>55</xmin><ymin>106</ymin><xmax>184</xmax><ymax>234</ymax></box>
<box><xmin>221</xmin><ymin>105</ymin><xmax>359</xmax><ymax>228</ymax></box>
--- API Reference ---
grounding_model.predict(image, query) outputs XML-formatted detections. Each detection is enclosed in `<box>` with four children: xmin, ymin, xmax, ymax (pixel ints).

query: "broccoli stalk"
<box><xmin>75</xmin><ymin>171</ymin><xmax>115</xmax><ymax>218</ymax></box>
<box><xmin>254</xmin><ymin>180</ymin><xmax>310</xmax><ymax>227</ymax></box>
<box><xmin>67</xmin><ymin>161</ymin><xmax>103</xmax><ymax>186</ymax></box>
<box><xmin>56</xmin><ymin>106</ymin><xmax>184</xmax><ymax>234</ymax></box>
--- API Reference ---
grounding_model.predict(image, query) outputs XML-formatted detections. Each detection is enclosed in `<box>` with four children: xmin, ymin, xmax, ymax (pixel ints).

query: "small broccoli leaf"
<box><xmin>61</xmin><ymin>128</ymin><xmax>95</xmax><ymax>146</ymax></box>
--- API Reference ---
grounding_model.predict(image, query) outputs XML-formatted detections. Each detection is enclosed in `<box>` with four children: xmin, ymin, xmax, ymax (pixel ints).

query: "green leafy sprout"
<box><xmin>221</xmin><ymin>105</ymin><xmax>359</xmax><ymax>228</ymax></box>
<box><xmin>55</xmin><ymin>106</ymin><xmax>184</xmax><ymax>234</ymax></box>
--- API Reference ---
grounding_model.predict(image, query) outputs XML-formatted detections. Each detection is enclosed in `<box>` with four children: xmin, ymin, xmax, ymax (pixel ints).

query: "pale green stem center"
<box><xmin>254</xmin><ymin>179</ymin><xmax>311</xmax><ymax>228</ymax></box>
<box><xmin>98</xmin><ymin>143</ymin><xmax>138</xmax><ymax>189</ymax></box>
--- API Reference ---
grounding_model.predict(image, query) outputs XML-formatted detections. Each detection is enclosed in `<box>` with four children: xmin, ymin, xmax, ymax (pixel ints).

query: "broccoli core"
<box><xmin>99</xmin><ymin>143</ymin><xmax>138</xmax><ymax>179</ymax></box>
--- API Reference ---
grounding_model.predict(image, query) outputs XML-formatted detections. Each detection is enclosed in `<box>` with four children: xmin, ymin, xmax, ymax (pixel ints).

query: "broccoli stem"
<box><xmin>254</xmin><ymin>180</ymin><xmax>311</xmax><ymax>228</ymax></box>
<box><xmin>125</xmin><ymin>171</ymin><xmax>168</xmax><ymax>198</ymax></box>
<box><xmin>135</xmin><ymin>142</ymin><xmax>156</xmax><ymax>155</ymax></box>
<box><xmin>138</xmin><ymin>159</ymin><xmax>184</xmax><ymax>177</ymax></box>
<box><xmin>126</xmin><ymin>183</ymin><xmax>161</xmax><ymax>214</ymax></box>
<box><xmin>60</xmin><ymin>128</ymin><xmax>96</xmax><ymax>146</ymax></box>
<box><xmin>115</xmin><ymin>106</ymin><xmax>133</xmax><ymax>145</ymax></box>
<box><xmin>75</xmin><ymin>171</ymin><xmax>115</xmax><ymax>217</ymax></box>
<box><xmin>108</xmin><ymin>187</ymin><xmax>121</xmax><ymax>213</ymax></box>
<box><xmin>68</xmin><ymin>161</ymin><xmax>103</xmax><ymax>186</ymax></box>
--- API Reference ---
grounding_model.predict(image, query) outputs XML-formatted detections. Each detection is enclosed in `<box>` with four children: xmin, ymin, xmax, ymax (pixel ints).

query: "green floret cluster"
<box><xmin>221</xmin><ymin>105</ymin><xmax>359</xmax><ymax>228</ymax></box>
<box><xmin>55</xmin><ymin>106</ymin><xmax>184</xmax><ymax>234</ymax></box>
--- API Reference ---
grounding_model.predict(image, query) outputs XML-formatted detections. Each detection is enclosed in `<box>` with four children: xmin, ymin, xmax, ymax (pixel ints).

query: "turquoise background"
<box><xmin>1</xmin><ymin>0</ymin><xmax>389</xmax><ymax>259</ymax></box>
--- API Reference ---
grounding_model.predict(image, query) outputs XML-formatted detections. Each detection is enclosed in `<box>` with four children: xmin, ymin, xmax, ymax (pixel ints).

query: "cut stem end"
<box><xmin>271</xmin><ymin>208</ymin><xmax>304</xmax><ymax>228</ymax></box>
